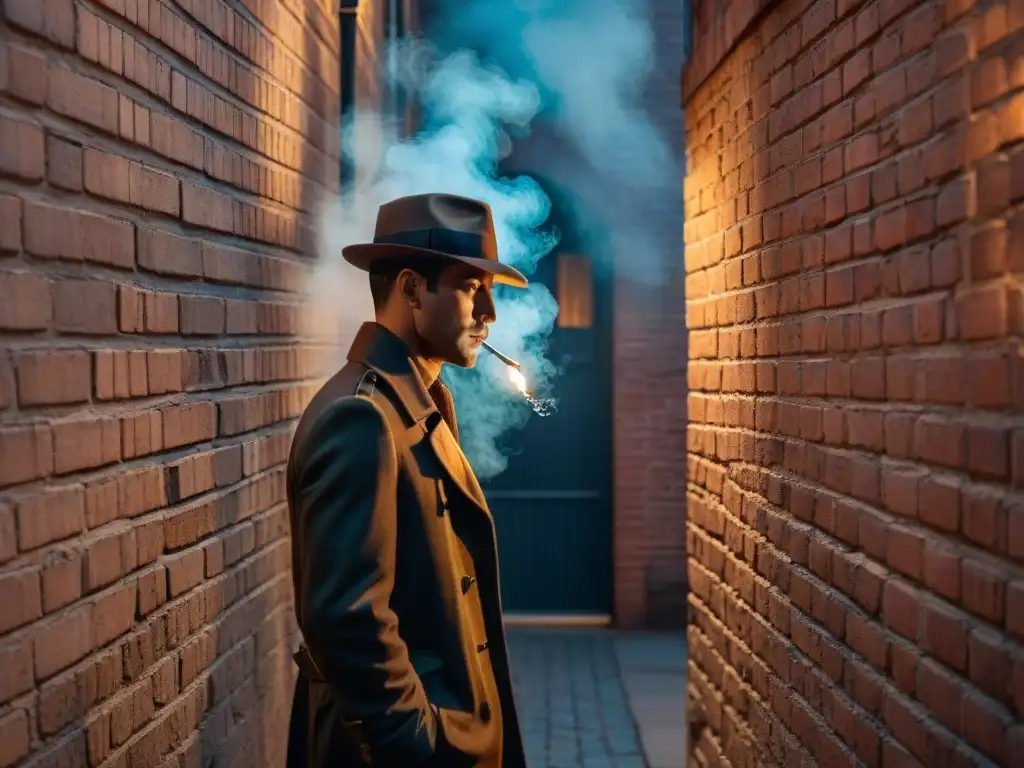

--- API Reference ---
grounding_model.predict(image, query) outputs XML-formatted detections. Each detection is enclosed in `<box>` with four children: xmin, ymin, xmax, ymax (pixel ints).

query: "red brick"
<box><xmin>22</xmin><ymin>201</ymin><xmax>78</xmax><ymax>260</ymax></box>
<box><xmin>0</xmin><ymin>636</ymin><xmax>33</xmax><ymax>705</ymax></box>
<box><xmin>137</xmin><ymin>227</ymin><xmax>202</xmax><ymax>277</ymax></box>
<box><xmin>966</xmin><ymin>425</ymin><xmax>1009</xmax><ymax>479</ymax></box>
<box><xmin>45</xmin><ymin>134</ymin><xmax>83</xmax><ymax>190</ymax></box>
<box><xmin>6</xmin><ymin>43</ymin><xmax>47</xmax><ymax>105</ymax></box>
<box><xmin>968</xmin><ymin>626</ymin><xmax>1014</xmax><ymax>704</ymax></box>
<box><xmin>181</xmin><ymin>182</ymin><xmax>233</xmax><ymax>232</ymax></box>
<box><xmin>16</xmin><ymin>484</ymin><xmax>85</xmax><ymax>551</ymax></box>
<box><xmin>916</xmin><ymin>658</ymin><xmax>965</xmax><ymax>732</ymax></box>
<box><xmin>0</xmin><ymin>114</ymin><xmax>44</xmax><ymax>180</ymax></box>
<box><xmin>118</xmin><ymin>467</ymin><xmax>165</xmax><ymax>519</ymax></box>
<box><xmin>0</xmin><ymin>709</ymin><xmax>30</xmax><ymax>766</ymax></box>
<box><xmin>0</xmin><ymin>568</ymin><xmax>42</xmax><ymax>634</ymax></box>
<box><xmin>0</xmin><ymin>195</ymin><xmax>20</xmax><ymax>254</ymax></box>
<box><xmin>917</xmin><ymin>474</ymin><xmax>960</xmax><ymax>532</ymax></box>
<box><xmin>0</xmin><ymin>424</ymin><xmax>53</xmax><ymax>487</ymax></box>
<box><xmin>180</xmin><ymin>295</ymin><xmax>226</xmax><ymax>335</ymax></box>
<box><xmin>912</xmin><ymin>297</ymin><xmax>944</xmax><ymax>344</ymax></box>
<box><xmin>13</xmin><ymin>349</ymin><xmax>91</xmax><ymax>407</ymax></box>
<box><xmin>47</xmin><ymin>67</ymin><xmax>119</xmax><ymax>134</ymax></box>
<box><xmin>119</xmin><ymin>285</ymin><xmax>181</xmax><ymax>334</ymax></box>
<box><xmin>846</xmin><ymin>610</ymin><xmax>890</xmax><ymax>669</ymax></box>
<box><xmin>82</xmin><ymin>148</ymin><xmax>130</xmax><ymax>203</ymax></box>
<box><xmin>80</xmin><ymin>210</ymin><xmax>135</xmax><ymax>269</ymax></box>
<box><xmin>33</xmin><ymin>604</ymin><xmax>93</xmax><ymax>680</ymax></box>
<box><xmin>0</xmin><ymin>504</ymin><xmax>14</xmax><ymax>564</ymax></box>
<box><xmin>120</xmin><ymin>410</ymin><xmax>164</xmax><ymax>460</ymax></box>
<box><xmin>962</xmin><ymin>690</ymin><xmax>1012</xmax><ymax>762</ymax></box>
<box><xmin>962</xmin><ymin>485</ymin><xmax>1006</xmax><ymax>549</ymax></box>
<box><xmin>886</xmin><ymin>525</ymin><xmax>925</xmax><ymax>578</ymax></box>
<box><xmin>135</xmin><ymin>518</ymin><xmax>165</xmax><ymax>567</ymax></box>
<box><xmin>887</xmin><ymin>641</ymin><xmax>918</xmax><ymax>699</ymax></box>
<box><xmin>975</xmin><ymin>156</ymin><xmax>1010</xmax><ymax>219</ymax></box>
<box><xmin>137</xmin><ymin>565</ymin><xmax>167</xmax><ymax>616</ymax></box>
<box><xmin>53</xmin><ymin>279</ymin><xmax>119</xmax><ymax>335</ymax></box>
<box><xmin>147</xmin><ymin>349</ymin><xmax>185</xmax><ymax>395</ymax></box>
<box><xmin>129</xmin><ymin>161</ymin><xmax>180</xmax><ymax>215</ymax></box>
<box><xmin>0</xmin><ymin>270</ymin><xmax>51</xmax><ymax>330</ymax></box>
<box><xmin>883</xmin><ymin>579</ymin><xmax>921</xmax><ymax>640</ymax></box>
<box><xmin>967</xmin><ymin>351</ymin><xmax>1012</xmax><ymax>410</ymax></box>
<box><xmin>162</xmin><ymin>402</ymin><xmax>217</xmax><ymax>450</ymax></box>
<box><xmin>914</xmin><ymin>417</ymin><xmax>964</xmax><ymax>468</ymax></box>
<box><xmin>5</xmin><ymin>0</ymin><xmax>75</xmax><ymax>46</ymax></box>
<box><xmin>93</xmin><ymin>583</ymin><xmax>137</xmax><ymax>647</ymax></box>
<box><xmin>920</xmin><ymin>598</ymin><xmax>968</xmax><ymax>670</ymax></box>
<box><xmin>41</xmin><ymin>548</ymin><xmax>82</xmax><ymax>613</ymax></box>
<box><xmin>165</xmin><ymin>548</ymin><xmax>205</xmax><ymax>597</ymax></box>
<box><xmin>94</xmin><ymin>350</ymin><xmax>129</xmax><ymax>401</ymax></box>
<box><xmin>51</xmin><ymin>416</ymin><xmax>121</xmax><ymax>474</ymax></box>
<box><xmin>83</xmin><ymin>531</ymin><xmax>126</xmax><ymax>591</ymax></box>
<box><xmin>961</xmin><ymin>558</ymin><xmax>1006</xmax><ymax>623</ymax></box>
<box><xmin>930</xmin><ymin>238</ymin><xmax>961</xmax><ymax>287</ymax></box>
<box><xmin>851</xmin><ymin>356</ymin><xmax>885</xmax><ymax>399</ymax></box>
<box><xmin>82</xmin><ymin>478</ymin><xmax>116</xmax><ymax>531</ymax></box>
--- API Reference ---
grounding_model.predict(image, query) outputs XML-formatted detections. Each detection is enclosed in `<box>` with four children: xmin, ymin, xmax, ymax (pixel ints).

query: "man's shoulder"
<box><xmin>291</xmin><ymin>362</ymin><xmax>405</xmax><ymax>458</ymax></box>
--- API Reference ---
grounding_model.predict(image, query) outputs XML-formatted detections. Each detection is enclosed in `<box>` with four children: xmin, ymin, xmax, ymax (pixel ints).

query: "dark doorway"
<box><xmin>482</xmin><ymin>167</ymin><xmax>615</xmax><ymax>621</ymax></box>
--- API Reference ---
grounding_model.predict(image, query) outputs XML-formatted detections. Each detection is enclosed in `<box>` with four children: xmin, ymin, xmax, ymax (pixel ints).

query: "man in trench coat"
<box><xmin>285</xmin><ymin>193</ymin><xmax>528</xmax><ymax>768</ymax></box>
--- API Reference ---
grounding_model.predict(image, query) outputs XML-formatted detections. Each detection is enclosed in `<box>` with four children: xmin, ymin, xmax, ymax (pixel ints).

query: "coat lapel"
<box><xmin>428</xmin><ymin>418</ymin><xmax>489</xmax><ymax>514</ymax></box>
<box><xmin>347</xmin><ymin>322</ymin><xmax>491</xmax><ymax>517</ymax></box>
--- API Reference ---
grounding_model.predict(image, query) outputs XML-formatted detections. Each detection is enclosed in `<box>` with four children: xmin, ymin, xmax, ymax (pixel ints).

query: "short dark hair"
<box><xmin>368</xmin><ymin>256</ymin><xmax>448</xmax><ymax>311</ymax></box>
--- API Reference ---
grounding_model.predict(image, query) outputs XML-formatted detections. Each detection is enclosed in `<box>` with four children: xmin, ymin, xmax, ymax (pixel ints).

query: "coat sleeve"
<box><xmin>293</xmin><ymin>396</ymin><xmax>438</xmax><ymax>765</ymax></box>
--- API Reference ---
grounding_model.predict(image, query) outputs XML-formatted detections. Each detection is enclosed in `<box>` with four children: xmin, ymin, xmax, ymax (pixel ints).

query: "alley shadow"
<box><xmin>506</xmin><ymin>627</ymin><xmax>687</xmax><ymax>768</ymax></box>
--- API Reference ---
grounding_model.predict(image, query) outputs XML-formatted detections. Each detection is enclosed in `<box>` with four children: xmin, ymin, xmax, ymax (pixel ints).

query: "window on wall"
<box><xmin>339</xmin><ymin>0</ymin><xmax>358</xmax><ymax>187</ymax></box>
<box><xmin>556</xmin><ymin>253</ymin><xmax>594</xmax><ymax>329</ymax></box>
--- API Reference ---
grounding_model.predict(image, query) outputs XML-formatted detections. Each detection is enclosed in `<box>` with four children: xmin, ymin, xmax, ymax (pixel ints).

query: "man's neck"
<box><xmin>375</xmin><ymin>317</ymin><xmax>441</xmax><ymax>389</ymax></box>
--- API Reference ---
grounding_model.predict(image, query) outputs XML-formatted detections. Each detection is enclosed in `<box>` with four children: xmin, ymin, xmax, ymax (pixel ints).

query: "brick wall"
<box><xmin>611</xmin><ymin>0</ymin><xmax>691</xmax><ymax>631</ymax></box>
<box><xmin>683</xmin><ymin>0</ymin><xmax>1024</xmax><ymax>761</ymax></box>
<box><xmin>0</xmin><ymin>0</ymin><xmax>342</xmax><ymax>764</ymax></box>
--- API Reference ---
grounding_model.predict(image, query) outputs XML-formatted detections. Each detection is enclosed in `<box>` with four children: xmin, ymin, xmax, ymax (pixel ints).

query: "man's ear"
<box><xmin>396</xmin><ymin>269</ymin><xmax>423</xmax><ymax>309</ymax></box>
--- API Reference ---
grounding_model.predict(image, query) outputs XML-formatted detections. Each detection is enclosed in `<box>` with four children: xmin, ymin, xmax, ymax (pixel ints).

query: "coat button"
<box><xmin>479</xmin><ymin>701</ymin><xmax>491</xmax><ymax>723</ymax></box>
<box><xmin>461</xmin><ymin>575</ymin><xmax>476</xmax><ymax>594</ymax></box>
<box><xmin>476</xmin><ymin>641</ymin><xmax>489</xmax><ymax>653</ymax></box>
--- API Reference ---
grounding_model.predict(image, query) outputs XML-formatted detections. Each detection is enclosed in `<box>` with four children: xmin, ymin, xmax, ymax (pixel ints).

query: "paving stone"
<box><xmin>508</xmin><ymin>629</ymin><xmax>651</xmax><ymax>768</ymax></box>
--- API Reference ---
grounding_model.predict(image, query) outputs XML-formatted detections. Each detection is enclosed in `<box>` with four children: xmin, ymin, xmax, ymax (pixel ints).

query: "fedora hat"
<box><xmin>342</xmin><ymin>193</ymin><xmax>528</xmax><ymax>288</ymax></box>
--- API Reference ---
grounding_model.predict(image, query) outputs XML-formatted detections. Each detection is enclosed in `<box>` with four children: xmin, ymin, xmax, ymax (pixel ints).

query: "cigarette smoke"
<box><xmin>307</xmin><ymin>0</ymin><xmax>681</xmax><ymax>480</ymax></box>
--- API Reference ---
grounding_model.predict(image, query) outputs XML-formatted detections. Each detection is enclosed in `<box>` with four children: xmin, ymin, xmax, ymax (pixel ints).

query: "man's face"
<box><xmin>410</xmin><ymin>262</ymin><xmax>497</xmax><ymax>368</ymax></box>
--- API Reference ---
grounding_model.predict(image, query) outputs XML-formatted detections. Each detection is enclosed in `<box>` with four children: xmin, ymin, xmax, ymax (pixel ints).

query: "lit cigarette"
<box><xmin>481</xmin><ymin>341</ymin><xmax>521</xmax><ymax>370</ymax></box>
<box><xmin>481</xmin><ymin>340</ymin><xmax>558</xmax><ymax>418</ymax></box>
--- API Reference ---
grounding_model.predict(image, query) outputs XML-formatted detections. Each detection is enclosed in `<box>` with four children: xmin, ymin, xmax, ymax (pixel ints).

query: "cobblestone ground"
<box><xmin>507</xmin><ymin>629</ymin><xmax>649</xmax><ymax>768</ymax></box>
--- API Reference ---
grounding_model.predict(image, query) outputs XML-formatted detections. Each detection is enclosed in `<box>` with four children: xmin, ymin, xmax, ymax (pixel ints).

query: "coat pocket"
<box><xmin>409</xmin><ymin>651</ymin><xmax>461</xmax><ymax>710</ymax></box>
<box><xmin>409</xmin><ymin>650</ymin><xmax>444</xmax><ymax>678</ymax></box>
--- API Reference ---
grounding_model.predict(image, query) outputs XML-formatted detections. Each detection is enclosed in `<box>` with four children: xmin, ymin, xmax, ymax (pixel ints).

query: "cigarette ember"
<box><xmin>481</xmin><ymin>341</ymin><xmax>558</xmax><ymax>417</ymax></box>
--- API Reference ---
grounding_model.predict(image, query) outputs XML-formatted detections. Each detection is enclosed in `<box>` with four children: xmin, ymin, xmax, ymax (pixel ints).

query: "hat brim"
<box><xmin>342</xmin><ymin>243</ymin><xmax>528</xmax><ymax>288</ymax></box>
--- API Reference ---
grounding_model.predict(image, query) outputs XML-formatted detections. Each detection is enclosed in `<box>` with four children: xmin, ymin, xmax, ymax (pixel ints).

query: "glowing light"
<box><xmin>483</xmin><ymin>340</ymin><xmax>559</xmax><ymax>417</ymax></box>
<box><xmin>508</xmin><ymin>367</ymin><xmax>528</xmax><ymax>393</ymax></box>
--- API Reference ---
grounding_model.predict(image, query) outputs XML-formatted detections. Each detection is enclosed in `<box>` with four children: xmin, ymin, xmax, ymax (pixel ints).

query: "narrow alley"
<box><xmin>509</xmin><ymin>629</ymin><xmax>686</xmax><ymax>768</ymax></box>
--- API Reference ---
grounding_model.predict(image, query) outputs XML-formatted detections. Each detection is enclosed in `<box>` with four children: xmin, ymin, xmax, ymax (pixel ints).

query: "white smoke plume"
<box><xmin>306</xmin><ymin>0</ymin><xmax>679</xmax><ymax>479</ymax></box>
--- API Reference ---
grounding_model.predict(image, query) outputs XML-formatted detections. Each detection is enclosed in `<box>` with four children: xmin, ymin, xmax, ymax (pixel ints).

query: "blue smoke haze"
<box><xmin>308</xmin><ymin>0</ymin><xmax>678</xmax><ymax>479</ymax></box>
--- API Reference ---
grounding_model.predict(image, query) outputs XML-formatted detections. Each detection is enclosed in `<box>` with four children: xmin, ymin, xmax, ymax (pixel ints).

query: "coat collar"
<box><xmin>346</xmin><ymin>322</ymin><xmax>436</xmax><ymax>425</ymax></box>
<box><xmin>346</xmin><ymin>322</ymin><xmax>489</xmax><ymax>515</ymax></box>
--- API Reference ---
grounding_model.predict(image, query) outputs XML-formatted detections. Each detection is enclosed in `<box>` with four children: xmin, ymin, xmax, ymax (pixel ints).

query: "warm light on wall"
<box><xmin>556</xmin><ymin>252</ymin><xmax>594</xmax><ymax>329</ymax></box>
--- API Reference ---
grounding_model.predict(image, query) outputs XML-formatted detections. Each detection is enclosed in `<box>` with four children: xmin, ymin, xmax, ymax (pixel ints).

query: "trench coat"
<box><xmin>285</xmin><ymin>321</ymin><xmax>526</xmax><ymax>768</ymax></box>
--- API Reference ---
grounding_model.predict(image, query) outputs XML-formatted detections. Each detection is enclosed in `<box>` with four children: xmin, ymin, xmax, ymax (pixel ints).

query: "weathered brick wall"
<box><xmin>683</xmin><ymin>0</ymin><xmax>1023</xmax><ymax>762</ymax></box>
<box><xmin>0</xmin><ymin>0</ymin><xmax>342</xmax><ymax>764</ymax></box>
